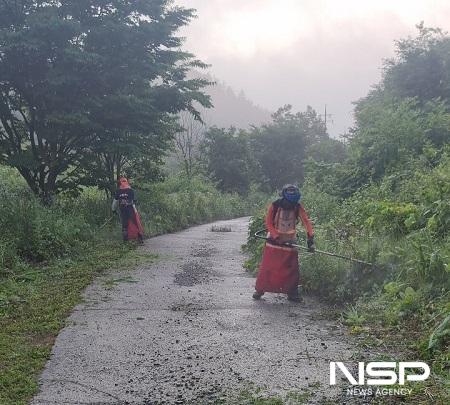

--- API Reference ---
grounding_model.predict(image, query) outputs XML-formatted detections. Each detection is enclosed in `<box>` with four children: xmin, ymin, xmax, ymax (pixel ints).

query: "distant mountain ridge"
<box><xmin>194</xmin><ymin>72</ymin><xmax>272</xmax><ymax>129</ymax></box>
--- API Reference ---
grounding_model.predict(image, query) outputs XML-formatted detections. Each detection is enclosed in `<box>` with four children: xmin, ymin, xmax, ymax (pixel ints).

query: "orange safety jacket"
<box><xmin>265</xmin><ymin>201</ymin><xmax>314</xmax><ymax>243</ymax></box>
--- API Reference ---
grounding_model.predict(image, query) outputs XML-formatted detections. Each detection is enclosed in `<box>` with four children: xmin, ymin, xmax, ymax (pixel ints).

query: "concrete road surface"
<box><xmin>32</xmin><ymin>217</ymin><xmax>361</xmax><ymax>404</ymax></box>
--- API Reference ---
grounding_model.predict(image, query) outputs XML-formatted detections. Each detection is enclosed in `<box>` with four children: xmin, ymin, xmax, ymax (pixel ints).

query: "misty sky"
<box><xmin>176</xmin><ymin>0</ymin><xmax>450</xmax><ymax>136</ymax></box>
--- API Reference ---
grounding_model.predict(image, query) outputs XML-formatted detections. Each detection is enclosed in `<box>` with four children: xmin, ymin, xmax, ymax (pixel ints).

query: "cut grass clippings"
<box><xmin>211</xmin><ymin>225</ymin><xmax>232</xmax><ymax>232</ymax></box>
<box><xmin>0</xmin><ymin>237</ymin><xmax>155</xmax><ymax>405</ymax></box>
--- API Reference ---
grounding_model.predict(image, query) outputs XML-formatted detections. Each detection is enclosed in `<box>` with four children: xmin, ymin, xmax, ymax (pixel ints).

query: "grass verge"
<box><xmin>0</xmin><ymin>238</ymin><xmax>154</xmax><ymax>405</ymax></box>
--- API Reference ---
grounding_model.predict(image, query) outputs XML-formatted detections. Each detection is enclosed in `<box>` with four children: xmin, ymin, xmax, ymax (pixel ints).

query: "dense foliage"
<box><xmin>0</xmin><ymin>0</ymin><xmax>210</xmax><ymax>200</ymax></box>
<box><xmin>201</xmin><ymin>105</ymin><xmax>340</xmax><ymax>194</ymax></box>
<box><xmin>0</xmin><ymin>165</ymin><xmax>266</xmax><ymax>404</ymax></box>
<box><xmin>200</xmin><ymin>127</ymin><xmax>254</xmax><ymax>194</ymax></box>
<box><xmin>0</xmin><ymin>168</ymin><xmax>260</xmax><ymax>276</ymax></box>
<box><xmin>244</xmin><ymin>26</ymin><xmax>449</xmax><ymax>395</ymax></box>
<box><xmin>1</xmin><ymin>11</ymin><xmax>449</xmax><ymax>402</ymax></box>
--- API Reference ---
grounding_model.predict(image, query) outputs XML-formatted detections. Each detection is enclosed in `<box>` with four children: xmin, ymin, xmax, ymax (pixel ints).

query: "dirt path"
<box><xmin>32</xmin><ymin>217</ymin><xmax>360</xmax><ymax>404</ymax></box>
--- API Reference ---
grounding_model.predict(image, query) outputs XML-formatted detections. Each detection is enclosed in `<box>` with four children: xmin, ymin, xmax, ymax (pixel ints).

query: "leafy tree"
<box><xmin>307</xmin><ymin>137</ymin><xmax>347</xmax><ymax>164</ymax></box>
<box><xmin>200</xmin><ymin>127</ymin><xmax>252</xmax><ymax>194</ymax></box>
<box><xmin>249</xmin><ymin>105</ymin><xmax>327</xmax><ymax>191</ymax></box>
<box><xmin>174</xmin><ymin>111</ymin><xmax>206</xmax><ymax>178</ymax></box>
<box><xmin>352</xmin><ymin>98</ymin><xmax>425</xmax><ymax>181</ymax></box>
<box><xmin>339</xmin><ymin>97</ymin><xmax>449</xmax><ymax>195</ymax></box>
<box><xmin>77</xmin><ymin>127</ymin><xmax>169</xmax><ymax>196</ymax></box>
<box><xmin>383</xmin><ymin>23</ymin><xmax>450</xmax><ymax>104</ymax></box>
<box><xmin>340</xmin><ymin>26</ymin><xmax>450</xmax><ymax>194</ymax></box>
<box><xmin>0</xmin><ymin>0</ymin><xmax>210</xmax><ymax>201</ymax></box>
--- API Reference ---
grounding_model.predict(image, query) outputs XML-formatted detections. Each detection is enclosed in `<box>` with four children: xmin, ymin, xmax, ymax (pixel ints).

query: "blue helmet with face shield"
<box><xmin>281</xmin><ymin>184</ymin><xmax>301</xmax><ymax>203</ymax></box>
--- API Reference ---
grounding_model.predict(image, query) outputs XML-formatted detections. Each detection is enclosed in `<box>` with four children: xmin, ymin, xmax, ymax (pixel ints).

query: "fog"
<box><xmin>177</xmin><ymin>0</ymin><xmax>450</xmax><ymax>136</ymax></box>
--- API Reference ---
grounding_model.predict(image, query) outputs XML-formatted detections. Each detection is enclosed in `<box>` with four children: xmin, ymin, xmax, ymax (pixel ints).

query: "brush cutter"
<box><xmin>254</xmin><ymin>229</ymin><xmax>373</xmax><ymax>266</ymax></box>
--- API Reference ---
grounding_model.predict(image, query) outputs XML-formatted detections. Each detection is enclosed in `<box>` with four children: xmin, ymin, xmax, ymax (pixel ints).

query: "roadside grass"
<box><xmin>347</xmin><ymin>317</ymin><xmax>449</xmax><ymax>405</ymax></box>
<box><xmin>243</xmin><ymin>168</ymin><xmax>449</xmax><ymax>403</ymax></box>
<box><xmin>0</xmin><ymin>172</ymin><xmax>264</xmax><ymax>405</ymax></box>
<box><xmin>221</xmin><ymin>386</ymin><xmax>314</xmax><ymax>405</ymax></box>
<box><xmin>0</xmin><ymin>236</ymin><xmax>155</xmax><ymax>405</ymax></box>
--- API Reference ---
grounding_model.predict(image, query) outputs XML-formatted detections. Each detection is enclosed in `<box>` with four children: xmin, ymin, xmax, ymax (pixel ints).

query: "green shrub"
<box><xmin>243</xmin><ymin>150</ymin><xmax>449</xmax><ymax>378</ymax></box>
<box><xmin>0</xmin><ymin>171</ymin><xmax>260</xmax><ymax>276</ymax></box>
<box><xmin>0</xmin><ymin>187</ymin><xmax>94</xmax><ymax>268</ymax></box>
<box><xmin>136</xmin><ymin>175</ymin><xmax>259</xmax><ymax>236</ymax></box>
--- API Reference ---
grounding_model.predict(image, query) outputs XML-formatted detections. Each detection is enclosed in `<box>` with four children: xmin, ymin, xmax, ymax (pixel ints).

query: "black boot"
<box><xmin>287</xmin><ymin>287</ymin><xmax>303</xmax><ymax>303</ymax></box>
<box><xmin>252</xmin><ymin>291</ymin><xmax>264</xmax><ymax>300</ymax></box>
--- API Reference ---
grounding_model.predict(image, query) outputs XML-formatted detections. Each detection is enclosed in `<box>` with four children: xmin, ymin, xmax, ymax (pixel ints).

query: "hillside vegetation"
<box><xmin>0</xmin><ymin>1</ymin><xmax>268</xmax><ymax>402</ymax></box>
<box><xmin>0</xmin><ymin>1</ymin><xmax>448</xmax><ymax>402</ymax></box>
<box><xmin>243</xmin><ymin>25</ymin><xmax>449</xmax><ymax>402</ymax></box>
<box><xmin>0</xmin><ymin>168</ymin><xmax>265</xmax><ymax>404</ymax></box>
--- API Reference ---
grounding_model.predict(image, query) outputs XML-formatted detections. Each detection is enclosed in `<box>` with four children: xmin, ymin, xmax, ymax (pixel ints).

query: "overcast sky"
<box><xmin>176</xmin><ymin>0</ymin><xmax>450</xmax><ymax>136</ymax></box>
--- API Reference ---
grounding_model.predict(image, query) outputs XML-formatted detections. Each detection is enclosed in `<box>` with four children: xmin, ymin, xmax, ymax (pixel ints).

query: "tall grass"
<box><xmin>243</xmin><ymin>155</ymin><xmax>449</xmax><ymax>395</ymax></box>
<box><xmin>137</xmin><ymin>176</ymin><xmax>264</xmax><ymax>235</ymax></box>
<box><xmin>0</xmin><ymin>169</ymin><xmax>267</xmax><ymax>405</ymax></box>
<box><xmin>0</xmin><ymin>170</ymin><xmax>265</xmax><ymax>276</ymax></box>
<box><xmin>0</xmin><ymin>184</ymin><xmax>94</xmax><ymax>270</ymax></box>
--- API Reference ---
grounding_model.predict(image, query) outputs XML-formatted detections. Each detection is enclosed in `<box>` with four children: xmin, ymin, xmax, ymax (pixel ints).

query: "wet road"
<box><xmin>32</xmin><ymin>217</ymin><xmax>359</xmax><ymax>404</ymax></box>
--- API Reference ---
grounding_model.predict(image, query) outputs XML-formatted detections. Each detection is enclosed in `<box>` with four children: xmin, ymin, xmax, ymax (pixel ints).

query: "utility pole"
<box><xmin>319</xmin><ymin>104</ymin><xmax>333</xmax><ymax>132</ymax></box>
<box><xmin>321</xmin><ymin>104</ymin><xmax>333</xmax><ymax>133</ymax></box>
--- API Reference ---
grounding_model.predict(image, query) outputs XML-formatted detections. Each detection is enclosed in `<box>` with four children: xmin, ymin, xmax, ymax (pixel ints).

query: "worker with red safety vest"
<box><xmin>253</xmin><ymin>184</ymin><xmax>314</xmax><ymax>302</ymax></box>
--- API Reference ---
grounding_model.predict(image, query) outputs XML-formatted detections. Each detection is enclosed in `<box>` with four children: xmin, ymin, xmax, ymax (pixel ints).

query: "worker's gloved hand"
<box><xmin>307</xmin><ymin>236</ymin><xmax>315</xmax><ymax>253</ymax></box>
